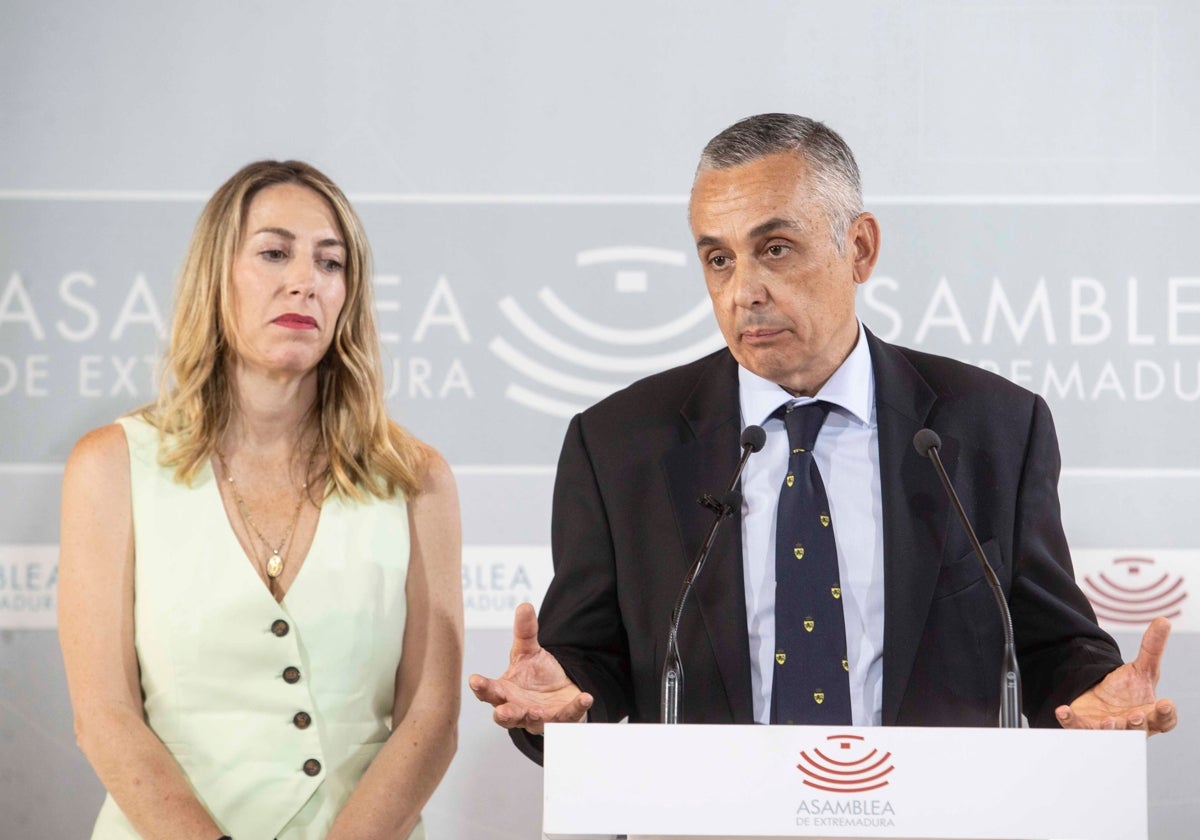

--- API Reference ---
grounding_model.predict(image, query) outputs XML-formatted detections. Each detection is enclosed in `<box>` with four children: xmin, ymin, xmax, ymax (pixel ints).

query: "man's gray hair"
<box><xmin>697</xmin><ymin>114</ymin><xmax>863</xmax><ymax>254</ymax></box>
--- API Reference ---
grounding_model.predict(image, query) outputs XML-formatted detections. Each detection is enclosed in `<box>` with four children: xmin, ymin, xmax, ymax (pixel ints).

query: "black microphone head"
<box><xmin>741</xmin><ymin>424</ymin><xmax>767</xmax><ymax>452</ymax></box>
<box><xmin>913</xmin><ymin>428</ymin><xmax>942</xmax><ymax>458</ymax></box>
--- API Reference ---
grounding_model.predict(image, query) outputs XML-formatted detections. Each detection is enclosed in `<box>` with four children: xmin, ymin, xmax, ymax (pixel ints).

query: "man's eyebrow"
<box><xmin>748</xmin><ymin>217</ymin><xmax>805</xmax><ymax>239</ymax></box>
<box><xmin>695</xmin><ymin>217</ymin><xmax>806</xmax><ymax>250</ymax></box>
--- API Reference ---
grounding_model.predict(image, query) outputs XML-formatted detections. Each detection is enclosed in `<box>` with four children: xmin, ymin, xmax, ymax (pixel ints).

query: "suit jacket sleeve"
<box><xmin>1010</xmin><ymin>394</ymin><xmax>1124</xmax><ymax>726</ymax></box>
<box><xmin>508</xmin><ymin>413</ymin><xmax>635</xmax><ymax>764</ymax></box>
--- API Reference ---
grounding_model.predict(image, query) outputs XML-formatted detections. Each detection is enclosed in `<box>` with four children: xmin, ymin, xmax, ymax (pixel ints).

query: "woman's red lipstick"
<box><xmin>273</xmin><ymin>313</ymin><xmax>318</xmax><ymax>329</ymax></box>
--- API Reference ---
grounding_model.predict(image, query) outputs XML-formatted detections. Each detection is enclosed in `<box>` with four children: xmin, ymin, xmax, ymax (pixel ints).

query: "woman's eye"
<box><xmin>261</xmin><ymin>249</ymin><xmax>287</xmax><ymax>261</ymax></box>
<box><xmin>320</xmin><ymin>259</ymin><xmax>344</xmax><ymax>272</ymax></box>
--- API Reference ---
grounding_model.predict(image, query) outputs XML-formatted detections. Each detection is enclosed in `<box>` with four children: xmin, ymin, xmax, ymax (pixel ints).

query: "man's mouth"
<box><xmin>741</xmin><ymin>327</ymin><xmax>786</xmax><ymax>341</ymax></box>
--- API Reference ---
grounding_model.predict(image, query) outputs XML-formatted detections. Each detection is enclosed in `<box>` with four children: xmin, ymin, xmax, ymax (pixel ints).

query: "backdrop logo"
<box><xmin>460</xmin><ymin>545</ymin><xmax>552</xmax><ymax>629</ymax></box>
<box><xmin>1081</xmin><ymin>556</ymin><xmax>1188</xmax><ymax>625</ymax></box>
<box><xmin>796</xmin><ymin>734</ymin><xmax>895</xmax><ymax>793</ymax></box>
<box><xmin>488</xmin><ymin>245</ymin><xmax>723</xmax><ymax>418</ymax></box>
<box><xmin>0</xmin><ymin>546</ymin><xmax>58</xmax><ymax>629</ymax></box>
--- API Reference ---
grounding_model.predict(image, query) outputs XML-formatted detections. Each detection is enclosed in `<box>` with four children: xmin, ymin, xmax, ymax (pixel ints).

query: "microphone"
<box><xmin>661</xmin><ymin>424</ymin><xmax>766</xmax><ymax>724</ymax></box>
<box><xmin>913</xmin><ymin>428</ymin><xmax>1022</xmax><ymax>728</ymax></box>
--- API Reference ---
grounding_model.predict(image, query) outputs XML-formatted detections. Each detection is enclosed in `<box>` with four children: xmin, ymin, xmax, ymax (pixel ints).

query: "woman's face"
<box><xmin>228</xmin><ymin>182</ymin><xmax>348</xmax><ymax>380</ymax></box>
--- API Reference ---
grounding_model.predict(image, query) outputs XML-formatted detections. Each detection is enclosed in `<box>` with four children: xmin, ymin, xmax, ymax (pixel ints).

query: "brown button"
<box><xmin>271</xmin><ymin>619</ymin><xmax>289</xmax><ymax>637</ymax></box>
<box><xmin>293</xmin><ymin>711</ymin><xmax>312</xmax><ymax>729</ymax></box>
<box><xmin>282</xmin><ymin>666</ymin><xmax>301</xmax><ymax>684</ymax></box>
<box><xmin>303</xmin><ymin>758</ymin><xmax>322</xmax><ymax>776</ymax></box>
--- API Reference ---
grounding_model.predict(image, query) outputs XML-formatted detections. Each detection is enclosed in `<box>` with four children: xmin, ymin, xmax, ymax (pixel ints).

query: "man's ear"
<box><xmin>848</xmin><ymin>212</ymin><xmax>881</xmax><ymax>285</ymax></box>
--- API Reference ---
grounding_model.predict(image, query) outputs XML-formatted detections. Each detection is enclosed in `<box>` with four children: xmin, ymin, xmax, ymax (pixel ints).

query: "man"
<box><xmin>470</xmin><ymin>113</ymin><xmax>1176</xmax><ymax>761</ymax></box>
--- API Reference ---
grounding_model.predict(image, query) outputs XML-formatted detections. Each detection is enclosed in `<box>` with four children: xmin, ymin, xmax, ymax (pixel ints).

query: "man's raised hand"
<box><xmin>1055</xmin><ymin>616</ymin><xmax>1177</xmax><ymax>735</ymax></box>
<box><xmin>469</xmin><ymin>602</ymin><xmax>593</xmax><ymax>735</ymax></box>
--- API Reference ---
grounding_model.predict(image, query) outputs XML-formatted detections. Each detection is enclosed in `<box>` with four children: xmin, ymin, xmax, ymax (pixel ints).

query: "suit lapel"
<box><xmin>867</xmin><ymin>331</ymin><xmax>958</xmax><ymax>725</ymax></box>
<box><xmin>660</xmin><ymin>350</ymin><xmax>753</xmax><ymax>722</ymax></box>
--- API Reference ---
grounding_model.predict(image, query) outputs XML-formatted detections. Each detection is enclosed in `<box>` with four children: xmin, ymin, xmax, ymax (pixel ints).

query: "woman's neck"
<box><xmin>222</xmin><ymin>363</ymin><xmax>320</xmax><ymax>455</ymax></box>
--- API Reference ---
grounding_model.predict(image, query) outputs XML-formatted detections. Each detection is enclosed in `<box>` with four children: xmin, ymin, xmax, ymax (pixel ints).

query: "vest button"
<box><xmin>293</xmin><ymin>711</ymin><xmax>312</xmax><ymax>729</ymax></box>
<box><xmin>282</xmin><ymin>666</ymin><xmax>301</xmax><ymax>684</ymax></box>
<box><xmin>271</xmin><ymin>619</ymin><xmax>290</xmax><ymax>637</ymax></box>
<box><xmin>303</xmin><ymin>758</ymin><xmax>322</xmax><ymax>777</ymax></box>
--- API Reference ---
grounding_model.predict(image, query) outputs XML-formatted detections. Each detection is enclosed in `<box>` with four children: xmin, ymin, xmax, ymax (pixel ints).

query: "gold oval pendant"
<box><xmin>266</xmin><ymin>553</ymin><xmax>284</xmax><ymax>579</ymax></box>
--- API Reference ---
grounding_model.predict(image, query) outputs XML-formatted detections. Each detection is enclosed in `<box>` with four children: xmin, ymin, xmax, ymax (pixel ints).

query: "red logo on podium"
<box><xmin>1082</xmin><ymin>557</ymin><xmax>1187</xmax><ymax>625</ymax></box>
<box><xmin>796</xmin><ymin>734</ymin><xmax>894</xmax><ymax>793</ymax></box>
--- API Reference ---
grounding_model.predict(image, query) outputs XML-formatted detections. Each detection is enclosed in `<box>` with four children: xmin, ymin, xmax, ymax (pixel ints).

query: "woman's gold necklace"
<box><xmin>217</xmin><ymin>443</ymin><xmax>317</xmax><ymax>585</ymax></box>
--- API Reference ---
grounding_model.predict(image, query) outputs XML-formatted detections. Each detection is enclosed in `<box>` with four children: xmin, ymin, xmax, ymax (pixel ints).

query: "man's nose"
<box><xmin>730</xmin><ymin>261</ymin><xmax>769</xmax><ymax>308</ymax></box>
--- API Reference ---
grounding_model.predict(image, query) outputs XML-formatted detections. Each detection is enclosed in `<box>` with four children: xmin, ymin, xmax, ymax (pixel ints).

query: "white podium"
<box><xmin>542</xmin><ymin>723</ymin><xmax>1146</xmax><ymax>840</ymax></box>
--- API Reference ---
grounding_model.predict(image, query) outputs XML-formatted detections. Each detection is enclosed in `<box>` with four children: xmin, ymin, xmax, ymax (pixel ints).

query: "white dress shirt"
<box><xmin>738</xmin><ymin>321</ymin><xmax>885</xmax><ymax>726</ymax></box>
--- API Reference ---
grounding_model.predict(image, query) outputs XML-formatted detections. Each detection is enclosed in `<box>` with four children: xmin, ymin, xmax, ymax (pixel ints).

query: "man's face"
<box><xmin>689</xmin><ymin>152</ymin><xmax>878</xmax><ymax>396</ymax></box>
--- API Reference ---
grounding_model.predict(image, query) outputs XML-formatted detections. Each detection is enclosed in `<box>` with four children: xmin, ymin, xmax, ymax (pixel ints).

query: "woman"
<box><xmin>57</xmin><ymin>160</ymin><xmax>462</xmax><ymax>839</ymax></box>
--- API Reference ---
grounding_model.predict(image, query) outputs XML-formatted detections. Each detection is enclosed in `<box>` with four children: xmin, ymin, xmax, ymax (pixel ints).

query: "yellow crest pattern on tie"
<box><xmin>776</xmin><ymin>652</ymin><xmax>786</xmax><ymax>665</ymax></box>
<box><xmin>786</xmin><ymin>474</ymin><xmax>795</xmax><ymax>488</ymax></box>
<box><xmin>820</xmin><ymin>514</ymin><xmax>830</xmax><ymax>527</ymax></box>
<box><xmin>831</xmin><ymin>585</ymin><xmax>841</xmax><ymax>599</ymax></box>
<box><xmin>813</xmin><ymin>691</ymin><xmax>825</xmax><ymax>705</ymax></box>
<box><xmin>804</xmin><ymin>619</ymin><xmax>815</xmax><ymax>632</ymax></box>
<box><xmin>794</xmin><ymin>546</ymin><xmax>805</xmax><ymax>560</ymax></box>
<box><xmin>842</xmin><ymin>658</ymin><xmax>849</xmax><ymax>672</ymax></box>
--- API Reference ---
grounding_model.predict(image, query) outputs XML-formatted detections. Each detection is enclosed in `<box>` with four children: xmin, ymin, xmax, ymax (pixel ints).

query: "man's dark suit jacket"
<box><xmin>513</xmin><ymin>331</ymin><xmax>1122</xmax><ymax>763</ymax></box>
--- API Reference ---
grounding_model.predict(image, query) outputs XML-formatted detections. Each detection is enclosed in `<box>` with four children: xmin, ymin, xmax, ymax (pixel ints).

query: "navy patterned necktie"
<box><xmin>770</xmin><ymin>401</ymin><xmax>852</xmax><ymax>725</ymax></box>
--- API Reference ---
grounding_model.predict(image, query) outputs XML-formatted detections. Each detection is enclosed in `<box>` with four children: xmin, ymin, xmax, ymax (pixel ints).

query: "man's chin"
<box><xmin>734</xmin><ymin>350</ymin><xmax>790</xmax><ymax>384</ymax></box>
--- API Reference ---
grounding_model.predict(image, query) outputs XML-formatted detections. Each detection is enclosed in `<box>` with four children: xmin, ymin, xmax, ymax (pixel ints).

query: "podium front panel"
<box><xmin>543</xmin><ymin>724</ymin><xmax>1146</xmax><ymax>839</ymax></box>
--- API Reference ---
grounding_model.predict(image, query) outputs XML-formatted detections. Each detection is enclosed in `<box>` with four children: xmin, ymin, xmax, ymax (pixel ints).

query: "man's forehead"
<box><xmin>691</xmin><ymin>152</ymin><xmax>810</xmax><ymax>200</ymax></box>
<box><xmin>688</xmin><ymin>157</ymin><xmax>817</xmax><ymax>241</ymax></box>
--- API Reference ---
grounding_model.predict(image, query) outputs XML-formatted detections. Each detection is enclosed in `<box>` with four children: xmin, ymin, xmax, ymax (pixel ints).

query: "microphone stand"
<box><xmin>661</xmin><ymin>426</ymin><xmax>764</xmax><ymax>724</ymax></box>
<box><xmin>914</xmin><ymin>429</ymin><xmax>1022</xmax><ymax>728</ymax></box>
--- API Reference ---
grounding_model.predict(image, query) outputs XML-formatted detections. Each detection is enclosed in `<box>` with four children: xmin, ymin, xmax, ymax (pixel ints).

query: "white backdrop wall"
<box><xmin>1</xmin><ymin>1</ymin><xmax>1197</xmax><ymax>837</ymax></box>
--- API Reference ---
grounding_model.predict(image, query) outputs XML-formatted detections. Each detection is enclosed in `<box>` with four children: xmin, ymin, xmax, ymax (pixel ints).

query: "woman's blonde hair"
<box><xmin>147</xmin><ymin>159</ymin><xmax>423</xmax><ymax>500</ymax></box>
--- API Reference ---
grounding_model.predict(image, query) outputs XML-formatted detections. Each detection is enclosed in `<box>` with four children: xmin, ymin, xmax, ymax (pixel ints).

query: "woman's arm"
<box><xmin>58</xmin><ymin>424</ymin><xmax>224</xmax><ymax>840</ymax></box>
<box><xmin>327</xmin><ymin>446</ymin><xmax>464</xmax><ymax>839</ymax></box>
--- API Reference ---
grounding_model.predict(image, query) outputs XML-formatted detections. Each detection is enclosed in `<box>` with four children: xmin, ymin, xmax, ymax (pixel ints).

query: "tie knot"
<box><xmin>776</xmin><ymin>401</ymin><xmax>830</xmax><ymax>452</ymax></box>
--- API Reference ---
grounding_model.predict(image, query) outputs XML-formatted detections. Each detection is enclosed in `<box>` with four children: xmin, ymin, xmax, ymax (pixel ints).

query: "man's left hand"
<box><xmin>1055</xmin><ymin>616</ymin><xmax>1177</xmax><ymax>735</ymax></box>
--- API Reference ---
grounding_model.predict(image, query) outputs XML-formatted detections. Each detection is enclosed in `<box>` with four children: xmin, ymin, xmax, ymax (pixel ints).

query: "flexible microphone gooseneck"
<box><xmin>661</xmin><ymin>425</ymin><xmax>766</xmax><ymax>724</ymax></box>
<box><xmin>913</xmin><ymin>428</ymin><xmax>1023</xmax><ymax>728</ymax></box>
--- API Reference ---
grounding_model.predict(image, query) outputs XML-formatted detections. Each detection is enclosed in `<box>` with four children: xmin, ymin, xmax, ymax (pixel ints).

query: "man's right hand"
<box><xmin>468</xmin><ymin>602</ymin><xmax>593</xmax><ymax>735</ymax></box>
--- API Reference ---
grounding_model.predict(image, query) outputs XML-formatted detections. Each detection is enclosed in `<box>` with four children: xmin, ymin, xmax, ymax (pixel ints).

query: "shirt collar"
<box><xmin>738</xmin><ymin>320</ymin><xmax>875</xmax><ymax>427</ymax></box>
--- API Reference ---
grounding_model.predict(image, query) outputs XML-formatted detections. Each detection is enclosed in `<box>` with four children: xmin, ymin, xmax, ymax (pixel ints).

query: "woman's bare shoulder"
<box><xmin>414</xmin><ymin>442</ymin><xmax>455</xmax><ymax>495</ymax></box>
<box><xmin>65</xmin><ymin>423</ymin><xmax>131</xmax><ymax>481</ymax></box>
